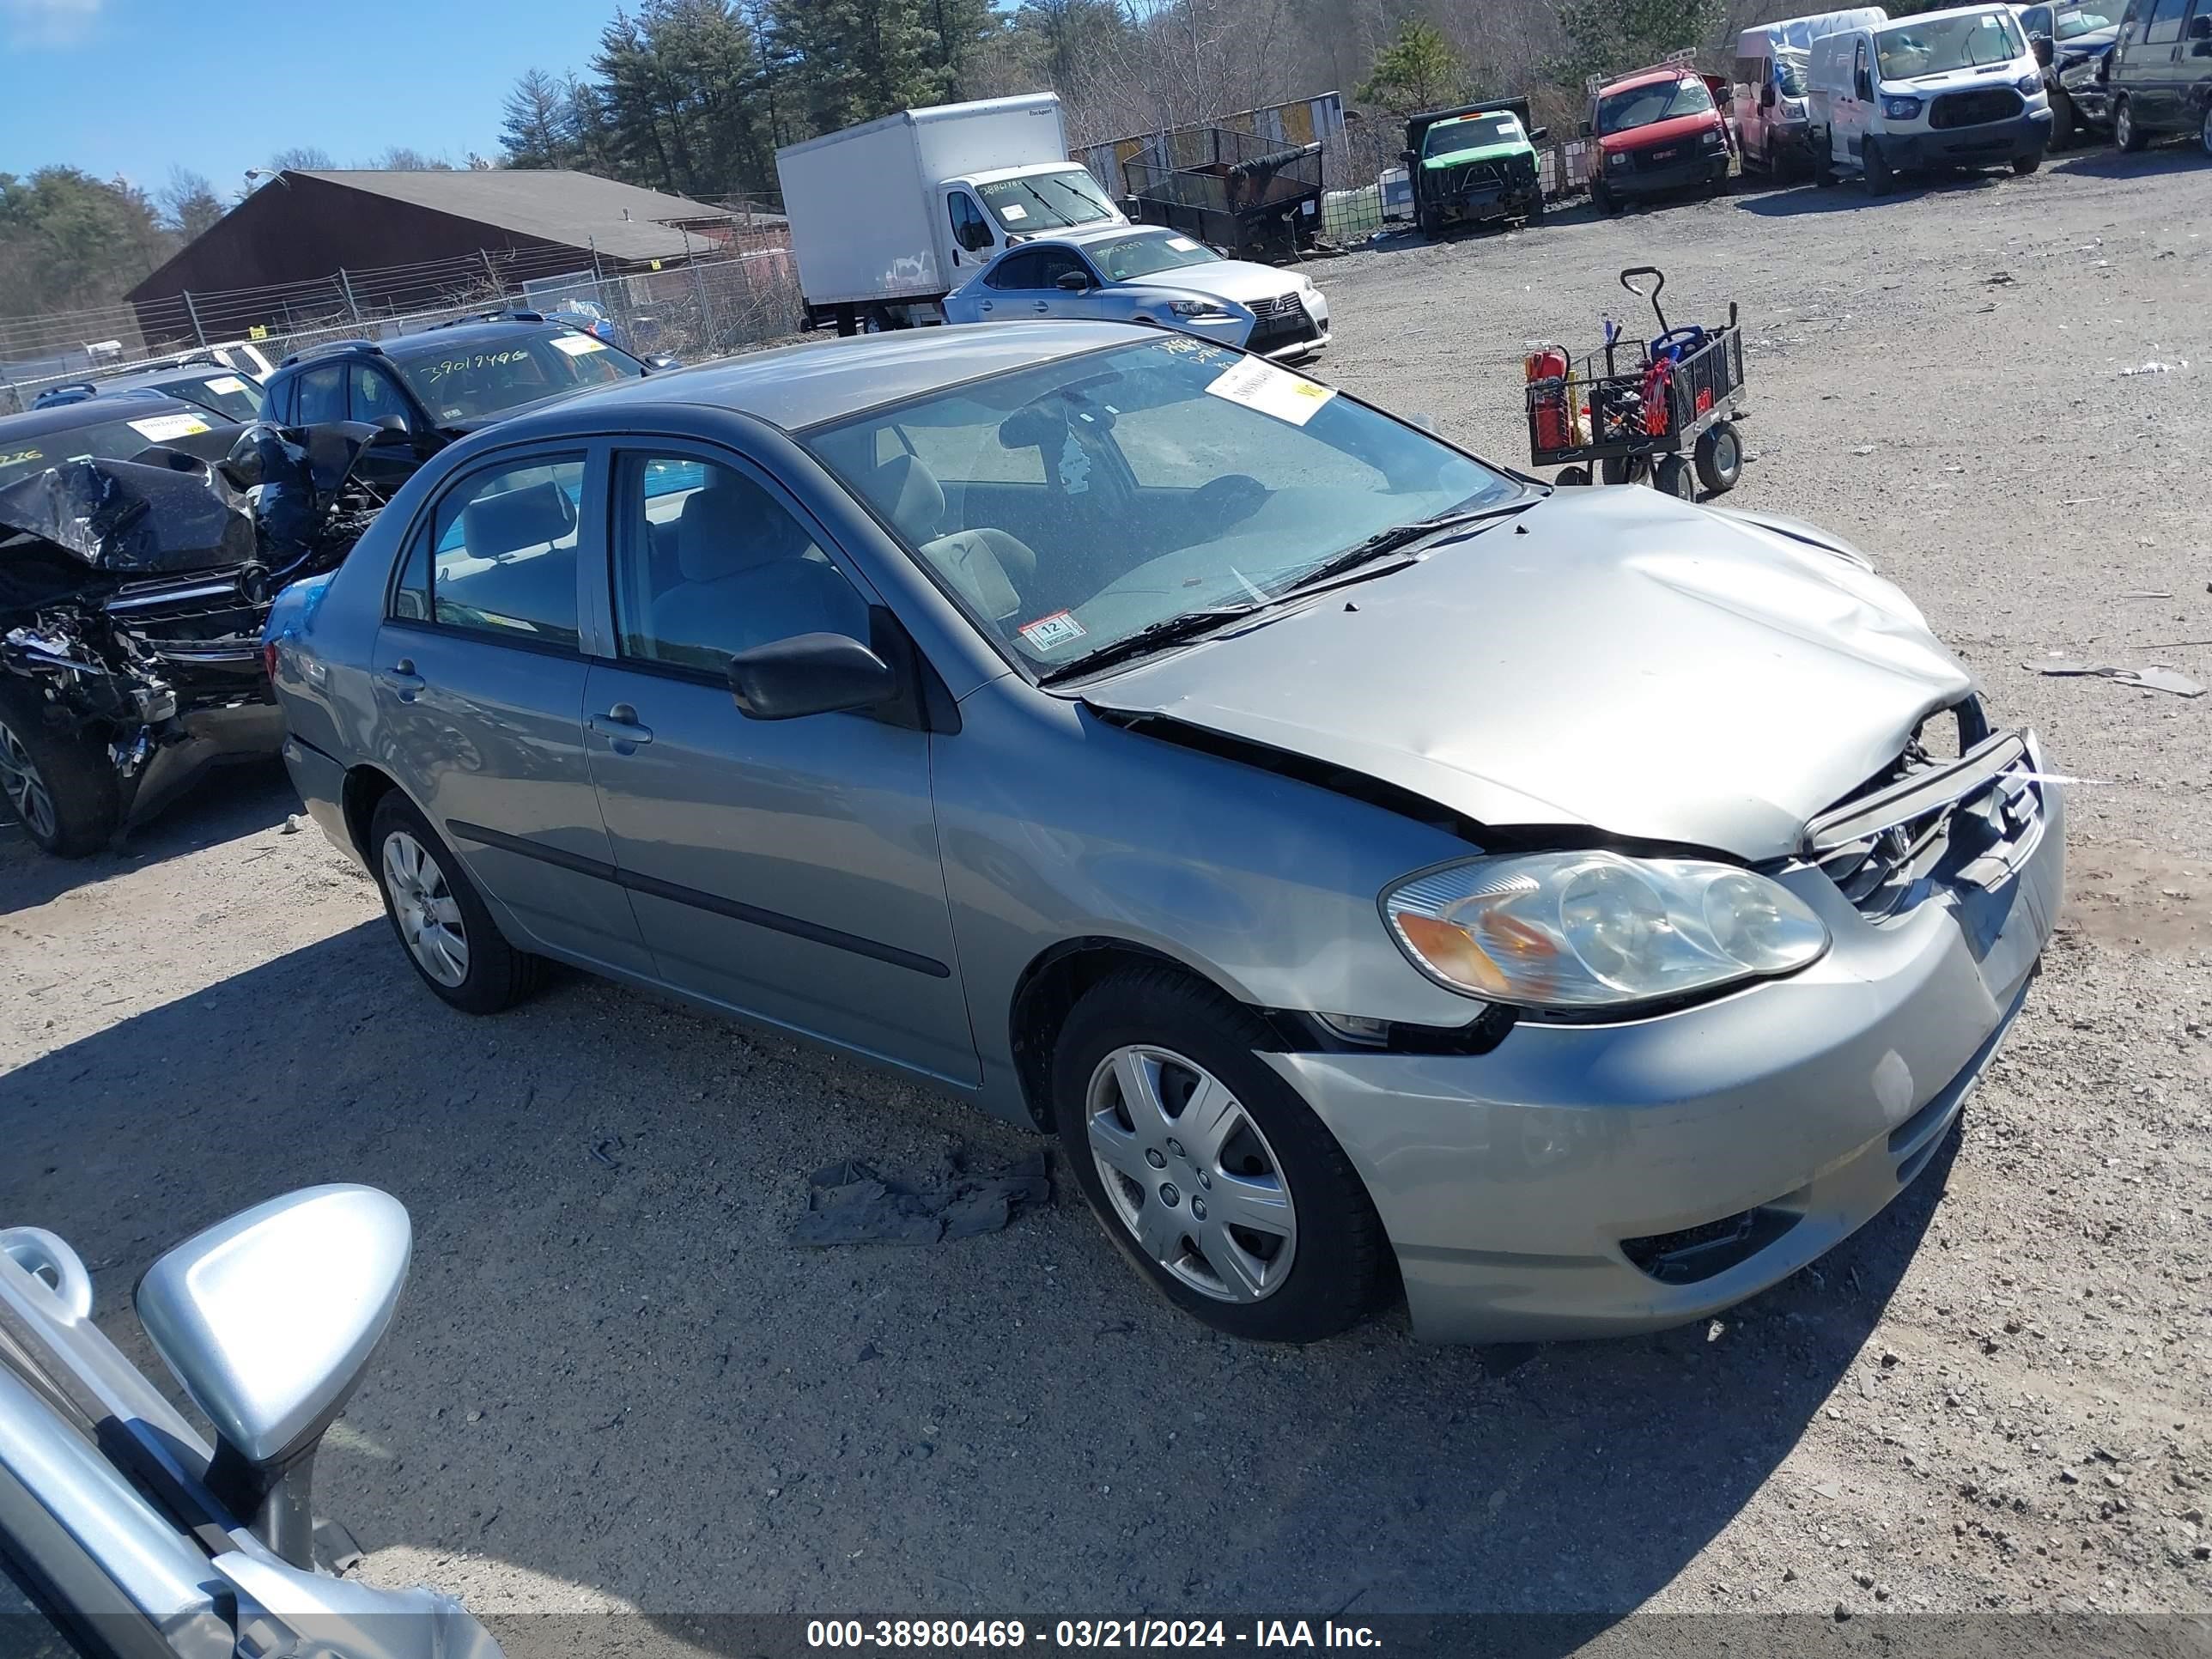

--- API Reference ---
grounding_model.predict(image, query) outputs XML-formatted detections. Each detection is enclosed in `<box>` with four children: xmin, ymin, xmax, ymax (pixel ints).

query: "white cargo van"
<box><xmin>1734</xmin><ymin>9</ymin><xmax>1891</xmax><ymax>173</ymax></box>
<box><xmin>1809</xmin><ymin>3</ymin><xmax>2053</xmax><ymax>191</ymax></box>
<box><xmin>775</xmin><ymin>94</ymin><xmax>1129</xmax><ymax>335</ymax></box>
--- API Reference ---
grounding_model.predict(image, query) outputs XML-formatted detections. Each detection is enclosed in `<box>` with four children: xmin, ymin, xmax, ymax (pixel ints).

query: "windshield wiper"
<box><xmin>1036</xmin><ymin>604</ymin><xmax>1266</xmax><ymax>684</ymax></box>
<box><xmin>1267</xmin><ymin>499</ymin><xmax>1537</xmax><ymax>599</ymax></box>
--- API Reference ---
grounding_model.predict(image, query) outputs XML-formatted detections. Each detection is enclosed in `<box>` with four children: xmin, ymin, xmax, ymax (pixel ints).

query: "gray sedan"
<box><xmin>265</xmin><ymin>321</ymin><xmax>2062</xmax><ymax>1345</ymax></box>
<box><xmin>941</xmin><ymin>226</ymin><xmax>1329</xmax><ymax>359</ymax></box>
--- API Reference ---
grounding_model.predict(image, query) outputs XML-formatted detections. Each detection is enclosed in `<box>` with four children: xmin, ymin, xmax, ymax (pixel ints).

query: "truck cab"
<box><xmin>1583</xmin><ymin>52</ymin><xmax>1735</xmax><ymax>212</ymax></box>
<box><xmin>1809</xmin><ymin>4</ymin><xmax>2051</xmax><ymax>191</ymax></box>
<box><xmin>1403</xmin><ymin>98</ymin><xmax>1548</xmax><ymax>236</ymax></box>
<box><xmin>940</xmin><ymin>163</ymin><xmax>1127</xmax><ymax>282</ymax></box>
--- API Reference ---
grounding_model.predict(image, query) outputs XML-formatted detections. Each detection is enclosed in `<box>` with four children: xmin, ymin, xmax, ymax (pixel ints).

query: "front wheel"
<box><xmin>1555</xmin><ymin>465</ymin><xmax>1592</xmax><ymax>486</ymax></box>
<box><xmin>2012</xmin><ymin>149</ymin><xmax>2043</xmax><ymax>175</ymax></box>
<box><xmin>1653</xmin><ymin>453</ymin><xmax>1697</xmax><ymax>500</ymax></box>
<box><xmin>1590</xmin><ymin>179</ymin><xmax>1619</xmax><ymax>214</ymax></box>
<box><xmin>0</xmin><ymin>691</ymin><xmax>117</xmax><ymax>858</ymax></box>
<box><xmin>1051</xmin><ymin>967</ymin><xmax>1388</xmax><ymax>1343</ymax></box>
<box><xmin>1600</xmin><ymin>454</ymin><xmax>1646</xmax><ymax>486</ymax></box>
<box><xmin>2049</xmin><ymin>88</ymin><xmax>2076</xmax><ymax>149</ymax></box>
<box><xmin>1863</xmin><ymin>138</ymin><xmax>1894</xmax><ymax>195</ymax></box>
<box><xmin>368</xmin><ymin>792</ymin><xmax>545</xmax><ymax>1014</ymax></box>
<box><xmin>2115</xmin><ymin>96</ymin><xmax>2146</xmax><ymax>151</ymax></box>
<box><xmin>1694</xmin><ymin>420</ymin><xmax>1744</xmax><ymax>494</ymax></box>
<box><xmin>2199</xmin><ymin>101</ymin><xmax>2212</xmax><ymax>158</ymax></box>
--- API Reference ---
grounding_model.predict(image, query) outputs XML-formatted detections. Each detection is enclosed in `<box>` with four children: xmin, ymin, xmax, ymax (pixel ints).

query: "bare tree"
<box><xmin>159</xmin><ymin>167</ymin><xmax>227</xmax><ymax>240</ymax></box>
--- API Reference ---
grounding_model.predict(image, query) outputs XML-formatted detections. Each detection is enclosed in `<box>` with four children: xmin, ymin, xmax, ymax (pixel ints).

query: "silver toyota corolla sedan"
<box><xmin>264</xmin><ymin>321</ymin><xmax>2062</xmax><ymax>1346</ymax></box>
<box><xmin>941</xmin><ymin>226</ymin><xmax>1329</xmax><ymax>359</ymax></box>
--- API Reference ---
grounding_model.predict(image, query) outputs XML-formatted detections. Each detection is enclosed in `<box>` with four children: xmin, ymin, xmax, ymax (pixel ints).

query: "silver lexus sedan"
<box><xmin>941</xmin><ymin>226</ymin><xmax>1329</xmax><ymax>359</ymax></box>
<box><xmin>264</xmin><ymin>321</ymin><xmax>2062</xmax><ymax>1346</ymax></box>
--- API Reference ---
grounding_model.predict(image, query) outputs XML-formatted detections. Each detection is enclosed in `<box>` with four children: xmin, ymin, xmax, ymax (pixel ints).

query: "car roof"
<box><xmin>507</xmin><ymin>319</ymin><xmax>1164</xmax><ymax>433</ymax></box>
<box><xmin>276</xmin><ymin>317</ymin><xmax>581</xmax><ymax>374</ymax></box>
<box><xmin>1601</xmin><ymin>65</ymin><xmax>1695</xmax><ymax>92</ymax></box>
<box><xmin>87</xmin><ymin>365</ymin><xmax>248</xmax><ymax>395</ymax></box>
<box><xmin>0</xmin><ymin>392</ymin><xmax>213</xmax><ymax>441</ymax></box>
<box><xmin>1032</xmin><ymin>224</ymin><xmax>1184</xmax><ymax>251</ymax></box>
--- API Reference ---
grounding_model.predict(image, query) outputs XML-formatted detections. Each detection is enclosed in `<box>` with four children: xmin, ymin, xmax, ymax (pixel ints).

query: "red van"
<box><xmin>1583</xmin><ymin>52</ymin><xmax>1735</xmax><ymax>211</ymax></box>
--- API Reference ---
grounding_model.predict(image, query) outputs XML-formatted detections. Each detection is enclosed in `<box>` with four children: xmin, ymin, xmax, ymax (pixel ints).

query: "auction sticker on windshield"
<box><xmin>1206</xmin><ymin>356</ymin><xmax>1334</xmax><ymax>427</ymax></box>
<box><xmin>1019</xmin><ymin>610</ymin><xmax>1085</xmax><ymax>651</ymax></box>
<box><xmin>206</xmin><ymin>375</ymin><xmax>249</xmax><ymax>396</ymax></box>
<box><xmin>1000</xmin><ymin>203</ymin><xmax>1029</xmax><ymax>221</ymax></box>
<box><xmin>550</xmin><ymin>335</ymin><xmax>610</xmax><ymax>356</ymax></box>
<box><xmin>126</xmin><ymin>413</ymin><xmax>210</xmax><ymax>443</ymax></box>
<box><xmin>1169</xmin><ymin>236</ymin><xmax>1202</xmax><ymax>251</ymax></box>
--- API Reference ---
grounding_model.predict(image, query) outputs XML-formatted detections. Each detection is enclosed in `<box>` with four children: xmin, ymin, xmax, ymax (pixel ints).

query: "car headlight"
<box><xmin>1382</xmin><ymin>852</ymin><xmax>1829</xmax><ymax>1010</ymax></box>
<box><xmin>1702</xmin><ymin>127</ymin><xmax>1727</xmax><ymax>148</ymax></box>
<box><xmin>2015</xmin><ymin>72</ymin><xmax>2043</xmax><ymax>94</ymax></box>
<box><xmin>1882</xmin><ymin>94</ymin><xmax>1924</xmax><ymax>118</ymax></box>
<box><xmin>1168</xmin><ymin>298</ymin><xmax>1235</xmax><ymax>319</ymax></box>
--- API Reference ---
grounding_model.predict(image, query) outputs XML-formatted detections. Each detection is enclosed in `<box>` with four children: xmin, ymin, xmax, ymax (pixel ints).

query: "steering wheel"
<box><xmin>1190</xmin><ymin>473</ymin><xmax>1270</xmax><ymax>534</ymax></box>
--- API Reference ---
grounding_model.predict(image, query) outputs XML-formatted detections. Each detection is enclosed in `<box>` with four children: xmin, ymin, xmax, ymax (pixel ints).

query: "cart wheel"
<box><xmin>1600</xmin><ymin>455</ymin><xmax>1644</xmax><ymax>486</ymax></box>
<box><xmin>1693</xmin><ymin>421</ymin><xmax>1743</xmax><ymax>495</ymax></box>
<box><xmin>1555</xmin><ymin>465</ymin><xmax>1591</xmax><ymax>487</ymax></box>
<box><xmin>1653</xmin><ymin>455</ymin><xmax>1696</xmax><ymax>500</ymax></box>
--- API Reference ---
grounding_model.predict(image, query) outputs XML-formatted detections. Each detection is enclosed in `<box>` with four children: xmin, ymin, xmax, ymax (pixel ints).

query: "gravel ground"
<box><xmin>3</xmin><ymin>147</ymin><xmax>2209</xmax><ymax>1651</ymax></box>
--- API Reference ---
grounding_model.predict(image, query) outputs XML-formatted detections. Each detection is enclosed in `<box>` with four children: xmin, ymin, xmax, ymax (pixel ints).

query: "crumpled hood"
<box><xmin>1079</xmin><ymin>489</ymin><xmax>1974</xmax><ymax>861</ymax></box>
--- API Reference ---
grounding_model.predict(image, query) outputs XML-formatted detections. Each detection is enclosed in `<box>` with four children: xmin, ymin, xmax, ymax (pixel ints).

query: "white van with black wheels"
<box><xmin>1809</xmin><ymin>3</ymin><xmax>2055</xmax><ymax>191</ymax></box>
<box><xmin>1734</xmin><ymin>9</ymin><xmax>1891</xmax><ymax>174</ymax></box>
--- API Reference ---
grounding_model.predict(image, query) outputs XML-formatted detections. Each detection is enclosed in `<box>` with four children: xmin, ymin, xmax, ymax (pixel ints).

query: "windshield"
<box><xmin>806</xmin><ymin>338</ymin><xmax>1516</xmax><ymax>675</ymax></box>
<box><xmin>1596</xmin><ymin>76</ymin><xmax>1715</xmax><ymax>135</ymax></box>
<box><xmin>1085</xmin><ymin>231</ymin><xmax>1222</xmax><ymax>282</ymax></box>
<box><xmin>391</xmin><ymin>330</ymin><xmax>644</xmax><ymax>423</ymax></box>
<box><xmin>154</xmin><ymin>372</ymin><xmax>263</xmax><ymax>422</ymax></box>
<box><xmin>2056</xmin><ymin>4</ymin><xmax>2112</xmax><ymax>35</ymax></box>
<box><xmin>1876</xmin><ymin>10</ymin><xmax>2027</xmax><ymax>76</ymax></box>
<box><xmin>1776</xmin><ymin>52</ymin><xmax>1810</xmax><ymax>95</ymax></box>
<box><xmin>0</xmin><ymin>408</ymin><xmax>219</xmax><ymax>489</ymax></box>
<box><xmin>1422</xmin><ymin>112</ymin><xmax>1524</xmax><ymax>157</ymax></box>
<box><xmin>975</xmin><ymin>169</ymin><xmax>1118</xmax><ymax>232</ymax></box>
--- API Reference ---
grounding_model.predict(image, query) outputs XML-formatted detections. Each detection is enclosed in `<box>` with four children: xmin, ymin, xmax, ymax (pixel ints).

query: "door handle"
<box><xmin>1032</xmin><ymin>301</ymin><xmax>1051</xmax><ymax>313</ymax></box>
<box><xmin>979</xmin><ymin>300</ymin><xmax>994</xmax><ymax>312</ymax></box>
<box><xmin>588</xmin><ymin>704</ymin><xmax>654</xmax><ymax>750</ymax></box>
<box><xmin>380</xmin><ymin>659</ymin><xmax>424</xmax><ymax>702</ymax></box>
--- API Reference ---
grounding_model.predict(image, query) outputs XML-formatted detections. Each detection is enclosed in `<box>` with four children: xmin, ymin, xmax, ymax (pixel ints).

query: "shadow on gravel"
<box><xmin>0</xmin><ymin>758</ymin><xmax>297</xmax><ymax>915</ymax></box>
<box><xmin>1733</xmin><ymin>173</ymin><xmax>2015</xmax><ymax>215</ymax></box>
<box><xmin>0</xmin><ymin>926</ymin><xmax>1952</xmax><ymax>1639</ymax></box>
<box><xmin>2051</xmin><ymin>146</ymin><xmax>2208</xmax><ymax>179</ymax></box>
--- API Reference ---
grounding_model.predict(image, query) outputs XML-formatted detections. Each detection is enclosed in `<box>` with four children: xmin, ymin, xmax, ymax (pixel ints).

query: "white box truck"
<box><xmin>775</xmin><ymin>93</ymin><xmax>1129</xmax><ymax>335</ymax></box>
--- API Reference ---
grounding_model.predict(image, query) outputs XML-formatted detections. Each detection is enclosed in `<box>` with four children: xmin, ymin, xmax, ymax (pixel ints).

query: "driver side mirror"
<box><xmin>1529</xmin><ymin>125</ymin><xmax>1550</xmax><ymax>143</ymax></box>
<box><xmin>1054</xmin><ymin>269</ymin><xmax>1092</xmax><ymax>291</ymax></box>
<box><xmin>1760</xmin><ymin>84</ymin><xmax>1778</xmax><ymax>107</ymax></box>
<box><xmin>2191</xmin><ymin>12</ymin><xmax>2211</xmax><ymax>36</ymax></box>
<box><xmin>1578</xmin><ymin>119</ymin><xmax>1594</xmax><ymax>137</ymax></box>
<box><xmin>135</xmin><ymin>1186</ymin><xmax>410</xmax><ymax>1569</ymax></box>
<box><xmin>728</xmin><ymin>631</ymin><xmax>896</xmax><ymax>720</ymax></box>
<box><xmin>2033</xmin><ymin>33</ymin><xmax>2055</xmax><ymax>64</ymax></box>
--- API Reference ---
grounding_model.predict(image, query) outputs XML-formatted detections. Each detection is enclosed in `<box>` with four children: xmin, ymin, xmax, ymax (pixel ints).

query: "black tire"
<box><xmin>2049</xmin><ymin>88</ymin><xmax>2076</xmax><ymax>149</ymax></box>
<box><xmin>1600</xmin><ymin>454</ymin><xmax>1644</xmax><ymax>485</ymax></box>
<box><xmin>367</xmin><ymin>791</ymin><xmax>545</xmax><ymax>1014</ymax></box>
<box><xmin>2114</xmin><ymin>95</ymin><xmax>2146</xmax><ymax>151</ymax></box>
<box><xmin>1653</xmin><ymin>453</ymin><xmax>1697</xmax><ymax>499</ymax></box>
<box><xmin>2199</xmin><ymin>101</ymin><xmax>2212</xmax><ymax>158</ymax></box>
<box><xmin>1694</xmin><ymin>420</ymin><xmax>1744</xmax><ymax>495</ymax></box>
<box><xmin>1590</xmin><ymin>179</ymin><xmax>1619</xmax><ymax>214</ymax></box>
<box><xmin>2013</xmin><ymin>149</ymin><xmax>2043</xmax><ymax>175</ymax></box>
<box><xmin>1523</xmin><ymin>194</ymin><xmax>1547</xmax><ymax>225</ymax></box>
<box><xmin>0</xmin><ymin>689</ymin><xmax>118</xmax><ymax>859</ymax></box>
<box><xmin>1814</xmin><ymin>134</ymin><xmax>1838</xmax><ymax>187</ymax></box>
<box><xmin>1863</xmin><ymin>137</ymin><xmax>1894</xmax><ymax>195</ymax></box>
<box><xmin>1050</xmin><ymin>966</ymin><xmax>1388</xmax><ymax>1343</ymax></box>
<box><xmin>1555</xmin><ymin>465</ymin><xmax>1591</xmax><ymax>486</ymax></box>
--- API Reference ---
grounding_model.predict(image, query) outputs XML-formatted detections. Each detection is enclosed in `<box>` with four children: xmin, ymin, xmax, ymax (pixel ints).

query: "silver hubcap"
<box><xmin>1086</xmin><ymin>1046</ymin><xmax>1297</xmax><ymax>1303</ymax></box>
<box><xmin>2118</xmin><ymin>104</ymin><xmax>2132</xmax><ymax>146</ymax></box>
<box><xmin>382</xmin><ymin>830</ymin><xmax>469</xmax><ymax>987</ymax></box>
<box><xmin>0</xmin><ymin>721</ymin><xmax>57</xmax><ymax>844</ymax></box>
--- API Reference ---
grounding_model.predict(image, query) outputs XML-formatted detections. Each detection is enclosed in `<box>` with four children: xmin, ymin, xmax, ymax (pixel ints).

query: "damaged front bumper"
<box><xmin>1265</xmin><ymin>730</ymin><xmax>2064</xmax><ymax>1344</ymax></box>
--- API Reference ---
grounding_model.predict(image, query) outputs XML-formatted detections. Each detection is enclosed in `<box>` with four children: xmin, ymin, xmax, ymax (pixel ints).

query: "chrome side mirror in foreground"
<box><xmin>136</xmin><ymin>1184</ymin><xmax>410</xmax><ymax>1566</ymax></box>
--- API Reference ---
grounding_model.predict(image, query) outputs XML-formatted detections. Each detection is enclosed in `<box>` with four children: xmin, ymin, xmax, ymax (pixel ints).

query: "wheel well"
<box><xmin>341</xmin><ymin>764</ymin><xmax>401</xmax><ymax>863</ymax></box>
<box><xmin>1008</xmin><ymin>939</ymin><xmax>1248</xmax><ymax>1131</ymax></box>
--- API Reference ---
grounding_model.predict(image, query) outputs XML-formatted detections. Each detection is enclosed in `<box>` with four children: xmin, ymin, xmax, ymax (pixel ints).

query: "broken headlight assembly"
<box><xmin>1382</xmin><ymin>852</ymin><xmax>1828</xmax><ymax>1011</ymax></box>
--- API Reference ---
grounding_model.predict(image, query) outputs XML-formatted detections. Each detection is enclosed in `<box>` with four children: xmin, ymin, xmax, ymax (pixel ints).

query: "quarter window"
<box><xmin>425</xmin><ymin>455</ymin><xmax>586</xmax><ymax>647</ymax></box>
<box><xmin>612</xmin><ymin>453</ymin><xmax>870</xmax><ymax>675</ymax></box>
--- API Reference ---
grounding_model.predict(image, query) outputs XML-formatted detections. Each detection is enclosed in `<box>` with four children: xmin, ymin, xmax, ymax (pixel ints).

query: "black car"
<box><xmin>2020</xmin><ymin>2</ymin><xmax>2124</xmax><ymax>140</ymax></box>
<box><xmin>0</xmin><ymin>396</ymin><xmax>376</xmax><ymax>855</ymax></box>
<box><xmin>32</xmin><ymin>360</ymin><xmax>268</xmax><ymax>423</ymax></box>
<box><xmin>2105</xmin><ymin>0</ymin><xmax>2212</xmax><ymax>151</ymax></box>
<box><xmin>258</xmin><ymin>312</ymin><xmax>669</xmax><ymax>494</ymax></box>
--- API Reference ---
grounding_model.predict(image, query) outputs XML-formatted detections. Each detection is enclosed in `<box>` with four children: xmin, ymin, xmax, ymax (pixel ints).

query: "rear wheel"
<box><xmin>1600</xmin><ymin>454</ymin><xmax>1645</xmax><ymax>486</ymax></box>
<box><xmin>0</xmin><ymin>691</ymin><xmax>117</xmax><ymax>859</ymax></box>
<box><xmin>1694</xmin><ymin>420</ymin><xmax>1744</xmax><ymax>495</ymax></box>
<box><xmin>2012</xmin><ymin>149</ymin><xmax>2043</xmax><ymax>175</ymax></box>
<box><xmin>2115</xmin><ymin>96</ymin><xmax>2146</xmax><ymax>151</ymax></box>
<box><xmin>1814</xmin><ymin>132</ymin><xmax>1838</xmax><ymax>187</ymax></box>
<box><xmin>2200</xmin><ymin>102</ymin><xmax>2212</xmax><ymax>157</ymax></box>
<box><xmin>1863</xmin><ymin>137</ymin><xmax>1894</xmax><ymax>195</ymax></box>
<box><xmin>1555</xmin><ymin>465</ymin><xmax>1591</xmax><ymax>486</ymax></box>
<box><xmin>1653</xmin><ymin>453</ymin><xmax>1697</xmax><ymax>500</ymax></box>
<box><xmin>2049</xmin><ymin>88</ymin><xmax>2077</xmax><ymax>149</ymax></box>
<box><xmin>1051</xmin><ymin>967</ymin><xmax>1388</xmax><ymax>1343</ymax></box>
<box><xmin>368</xmin><ymin>792</ymin><xmax>544</xmax><ymax>1014</ymax></box>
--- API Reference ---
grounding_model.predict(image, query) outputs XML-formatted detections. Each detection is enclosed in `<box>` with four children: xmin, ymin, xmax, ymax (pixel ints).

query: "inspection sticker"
<box><xmin>550</xmin><ymin>333</ymin><xmax>611</xmax><ymax>356</ymax></box>
<box><xmin>205</xmin><ymin>375</ymin><xmax>249</xmax><ymax>396</ymax></box>
<box><xmin>125</xmin><ymin>413</ymin><xmax>210</xmax><ymax>443</ymax></box>
<box><xmin>1000</xmin><ymin>202</ymin><xmax>1028</xmax><ymax>221</ymax></box>
<box><xmin>1018</xmin><ymin>610</ymin><xmax>1085</xmax><ymax>651</ymax></box>
<box><xmin>1205</xmin><ymin>356</ymin><xmax>1334</xmax><ymax>427</ymax></box>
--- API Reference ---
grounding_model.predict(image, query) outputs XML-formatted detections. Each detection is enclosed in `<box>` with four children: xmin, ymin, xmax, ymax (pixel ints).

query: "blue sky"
<box><xmin>0</xmin><ymin>0</ymin><xmax>617</xmax><ymax>194</ymax></box>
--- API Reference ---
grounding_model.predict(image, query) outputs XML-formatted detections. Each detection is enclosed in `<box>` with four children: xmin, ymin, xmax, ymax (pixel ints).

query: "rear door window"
<box><xmin>295</xmin><ymin>363</ymin><xmax>347</xmax><ymax>425</ymax></box>
<box><xmin>423</xmin><ymin>454</ymin><xmax>587</xmax><ymax>648</ymax></box>
<box><xmin>2143</xmin><ymin>0</ymin><xmax>2185</xmax><ymax>40</ymax></box>
<box><xmin>985</xmin><ymin>250</ymin><xmax>1046</xmax><ymax>291</ymax></box>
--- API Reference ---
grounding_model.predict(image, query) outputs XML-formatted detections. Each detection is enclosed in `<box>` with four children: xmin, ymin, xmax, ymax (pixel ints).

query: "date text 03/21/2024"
<box><xmin>806</xmin><ymin>1620</ymin><xmax>1383</xmax><ymax>1650</ymax></box>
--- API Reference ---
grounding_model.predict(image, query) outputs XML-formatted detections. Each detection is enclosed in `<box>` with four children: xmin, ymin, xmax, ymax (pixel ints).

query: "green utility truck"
<box><xmin>1404</xmin><ymin>97</ymin><xmax>1548</xmax><ymax>236</ymax></box>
